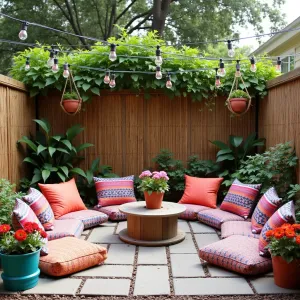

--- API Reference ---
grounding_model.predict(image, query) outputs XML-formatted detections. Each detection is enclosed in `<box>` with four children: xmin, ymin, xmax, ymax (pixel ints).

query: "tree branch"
<box><xmin>115</xmin><ymin>0</ymin><xmax>138</xmax><ymax>23</ymax></box>
<box><xmin>127</xmin><ymin>13</ymin><xmax>152</xmax><ymax>34</ymax></box>
<box><xmin>124</xmin><ymin>9</ymin><xmax>152</xmax><ymax>29</ymax></box>
<box><xmin>107</xmin><ymin>0</ymin><xmax>117</xmax><ymax>38</ymax></box>
<box><xmin>91</xmin><ymin>0</ymin><xmax>105</xmax><ymax>37</ymax></box>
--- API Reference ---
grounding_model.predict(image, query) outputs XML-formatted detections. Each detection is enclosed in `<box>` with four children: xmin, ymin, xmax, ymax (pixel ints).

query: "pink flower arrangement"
<box><xmin>138</xmin><ymin>170</ymin><xmax>169</xmax><ymax>194</ymax></box>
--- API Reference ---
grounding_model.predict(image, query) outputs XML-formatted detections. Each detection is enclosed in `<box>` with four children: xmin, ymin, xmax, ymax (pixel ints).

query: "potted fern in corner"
<box><xmin>228</xmin><ymin>90</ymin><xmax>250</xmax><ymax>114</ymax></box>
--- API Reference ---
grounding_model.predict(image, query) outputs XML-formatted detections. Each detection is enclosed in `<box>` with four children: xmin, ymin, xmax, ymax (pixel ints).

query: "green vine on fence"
<box><xmin>10</xmin><ymin>31</ymin><xmax>277</xmax><ymax>102</ymax></box>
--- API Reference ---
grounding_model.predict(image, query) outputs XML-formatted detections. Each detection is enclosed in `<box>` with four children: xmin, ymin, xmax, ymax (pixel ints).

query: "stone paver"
<box><xmin>100</xmin><ymin>221</ymin><xmax>117</xmax><ymax>227</ymax></box>
<box><xmin>169</xmin><ymin>233</ymin><xmax>196</xmax><ymax>253</ymax></box>
<box><xmin>190</xmin><ymin>222</ymin><xmax>216</xmax><ymax>233</ymax></box>
<box><xmin>105</xmin><ymin>244</ymin><xmax>135</xmax><ymax>265</ymax></box>
<box><xmin>171</xmin><ymin>254</ymin><xmax>205</xmax><ymax>277</ymax></box>
<box><xmin>174</xmin><ymin>278</ymin><xmax>254</xmax><ymax>295</ymax></box>
<box><xmin>23</xmin><ymin>278</ymin><xmax>81</xmax><ymax>295</ymax></box>
<box><xmin>138</xmin><ymin>247</ymin><xmax>167</xmax><ymax>265</ymax></box>
<box><xmin>178</xmin><ymin>220</ymin><xmax>191</xmax><ymax>232</ymax></box>
<box><xmin>88</xmin><ymin>227</ymin><xmax>122</xmax><ymax>244</ymax></box>
<box><xmin>207</xmin><ymin>264</ymin><xmax>240</xmax><ymax>277</ymax></box>
<box><xmin>194</xmin><ymin>233</ymin><xmax>220</xmax><ymax>248</ymax></box>
<box><xmin>80</xmin><ymin>279</ymin><xmax>130</xmax><ymax>296</ymax></box>
<box><xmin>134</xmin><ymin>266</ymin><xmax>170</xmax><ymax>295</ymax></box>
<box><xmin>250</xmin><ymin>277</ymin><xmax>300</xmax><ymax>294</ymax></box>
<box><xmin>116</xmin><ymin>221</ymin><xmax>127</xmax><ymax>234</ymax></box>
<box><xmin>74</xmin><ymin>265</ymin><xmax>133</xmax><ymax>278</ymax></box>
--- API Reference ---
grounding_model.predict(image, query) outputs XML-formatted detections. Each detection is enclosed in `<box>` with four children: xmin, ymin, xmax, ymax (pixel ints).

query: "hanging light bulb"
<box><xmin>109</xmin><ymin>44</ymin><xmax>117</xmax><ymax>61</ymax></box>
<box><xmin>18</xmin><ymin>21</ymin><xmax>28</xmax><ymax>40</ymax></box>
<box><xmin>227</xmin><ymin>40</ymin><xmax>234</xmax><ymax>58</ymax></box>
<box><xmin>155</xmin><ymin>46</ymin><xmax>163</xmax><ymax>66</ymax></box>
<box><xmin>250</xmin><ymin>57</ymin><xmax>257</xmax><ymax>72</ymax></box>
<box><xmin>25</xmin><ymin>57</ymin><xmax>30</xmax><ymax>71</ymax></box>
<box><xmin>276</xmin><ymin>57</ymin><xmax>282</xmax><ymax>73</ymax></box>
<box><xmin>63</xmin><ymin>63</ymin><xmax>70</xmax><ymax>78</ymax></box>
<box><xmin>51</xmin><ymin>58</ymin><xmax>59</xmax><ymax>73</ymax></box>
<box><xmin>47</xmin><ymin>50</ymin><xmax>55</xmax><ymax>67</ymax></box>
<box><xmin>235</xmin><ymin>60</ymin><xmax>241</xmax><ymax>77</ymax></box>
<box><xmin>215</xmin><ymin>68</ymin><xmax>221</xmax><ymax>88</ymax></box>
<box><xmin>109</xmin><ymin>74</ymin><xmax>116</xmax><ymax>88</ymax></box>
<box><xmin>104</xmin><ymin>71</ymin><xmax>110</xmax><ymax>84</ymax></box>
<box><xmin>166</xmin><ymin>73</ymin><xmax>172</xmax><ymax>89</ymax></box>
<box><xmin>155</xmin><ymin>66</ymin><xmax>162</xmax><ymax>80</ymax></box>
<box><xmin>217</xmin><ymin>59</ymin><xmax>226</xmax><ymax>77</ymax></box>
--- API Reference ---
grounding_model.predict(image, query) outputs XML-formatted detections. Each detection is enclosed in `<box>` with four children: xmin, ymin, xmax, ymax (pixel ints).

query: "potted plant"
<box><xmin>0</xmin><ymin>222</ymin><xmax>47</xmax><ymax>291</ymax></box>
<box><xmin>138</xmin><ymin>171</ymin><xmax>169</xmax><ymax>209</ymax></box>
<box><xmin>228</xmin><ymin>90</ymin><xmax>250</xmax><ymax>114</ymax></box>
<box><xmin>62</xmin><ymin>91</ymin><xmax>81</xmax><ymax>113</ymax></box>
<box><xmin>266</xmin><ymin>223</ymin><xmax>300</xmax><ymax>289</ymax></box>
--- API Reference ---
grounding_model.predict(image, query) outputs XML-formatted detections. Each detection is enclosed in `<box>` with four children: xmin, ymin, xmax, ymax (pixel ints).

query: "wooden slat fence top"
<box><xmin>0</xmin><ymin>75</ymin><xmax>28</xmax><ymax>92</ymax></box>
<box><xmin>267</xmin><ymin>67</ymin><xmax>300</xmax><ymax>89</ymax></box>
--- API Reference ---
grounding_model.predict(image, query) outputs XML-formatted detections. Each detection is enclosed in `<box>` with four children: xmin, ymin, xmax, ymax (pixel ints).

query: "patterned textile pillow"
<box><xmin>221</xmin><ymin>221</ymin><xmax>260</xmax><ymax>239</ymax></box>
<box><xmin>251</xmin><ymin>187</ymin><xmax>282</xmax><ymax>234</ymax></box>
<box><xmin>39</xmin><ymin>237</ymin><xmax>107</xmax><ymax>276</ymax></box>
<box><xmin>259</xmin><ymin>201</ymin><xmax>295</xmax><ymax>257</ymax></box>
<box><xmin>94</xmin><ymin>205</ymin><xmax>127</xmax><ymax>221</ymax></box>
<box><xmin>179</xmin><ymin>204</ymin><xmax>213</xmax><ymax>220</ymax></box>
<box><xmin>220</xmin><ymin>179</ymin><xmax>261</xmax><ymax>219</ymax></box>
<box><xmin>12</xmin><ymin>199</ymin><xmax>48</xmax><ymax>256</ymax></box>
<box><xmin>94</xmin><ymin>175</ymin><xmax>136</xmax><ymax>207</ymax></box>
<box><xmin>22</xmin><ymin>188</ymin><xmax>55</xmax><ymax>231</ymax></box>
<box><xmin>47</xmin><ymin>219</ymin><xmax>84</xmax><ymax>241</ymax></box>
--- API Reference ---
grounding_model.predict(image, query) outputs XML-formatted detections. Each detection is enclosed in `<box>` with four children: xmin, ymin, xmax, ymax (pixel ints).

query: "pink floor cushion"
<box><xmin>94</xmin><ymin>205</ymin><xmax>127</xmax><ymax>221</ymax></box>
<box><xmin>58</xmin><ymin>209</ymin><xmax>108</xmax><ymax>229</ymax></box>
<box><xmin>199</xmin><ymin>235</ymin><xmax>272</xmax><ymax>275</ymax></box>
<box><xmin>179</xmin><ymin>204</ymin><xmax>214</xmax><ymax>220</ymax></box>
<box><xmin>47</xmin><ymin>219</ymin><xmax>84</xmax><ymax>241</ymax></box>
<box><xmin>197</xmin><ymin>208</ymin><xmax>244</xmax><ymax>229</ymax></box>
<box><xmin>221</xmin><ymin>221</ymin><xmax>260</xmax><ymax>239</ymax></box>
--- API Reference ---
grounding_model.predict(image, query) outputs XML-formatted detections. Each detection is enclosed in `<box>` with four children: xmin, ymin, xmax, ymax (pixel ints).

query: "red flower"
<box><xmin>32</xmin><ymin>223</ymin><xmax>40</xmax><ymax>231</ymax></box>
<box><xmin>281</xmin><ymin>223</ymin><xmax>292</xmax><ymax>230</ymax></box>
<box><xmin>296</xmin><ymin>236</ymin><xmax>300</xmax><ymax>245</ymax></box>
<box><xmin>292</xmin><ymin>224</ymin><xmax>300</xmax><ymax>231</ymax></box>
<box><xmin>274</xmin><ymin>228</ymin><xmax>285</xmax><ymax>239</ymax></box>
<box><xmin>14</xmin><ymin>229</ymin><xmax>27</xmax><ymax>242</ymax></box>
<box><xmin>285</xmin><ymin>229</ymin><xmax>296</xmax><ymax>238</ymax></box>
<box><xmin>23</xmin><ymin>223</ymin><xmax>34</xmax><ymax>233</ymax></box>
<box><xmin>0</xmin><ymin>224</ymin><xmax>11</xmax><ymax>234</ymax></box>
<box><xmin>266</xmin><ymin>230</ymin><xmax>274</xmax><ymax>238</ymax></box>
<box><xmin>40</xmin><ymin>231</ymin><xmax>47</xmax><ymax>238</ymax></box>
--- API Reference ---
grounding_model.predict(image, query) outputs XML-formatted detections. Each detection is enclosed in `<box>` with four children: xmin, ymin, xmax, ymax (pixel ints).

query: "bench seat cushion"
<box><xmin>58</xmin><ymin>210</ymin><xmax>108</xmax><ymax>229</ymax></box>
<box><xmin>179</xmin><ymin>204</ymin><xmax>213</xmax><ymax>220</ymax></box>
<box><xmin>94</xmin><ymin>205</ymin><xmax>127</xmax><ymax>221</ymax></box>
<box><xmin>221</xmin><ymin>221</ymin><xmax>260</xmax><ymax>239</ymax></box>
<box><xmin>199</xmin><ymin>235</ymin><xmax>272</xmax><ymax>275</ymax></box>
<box><xmin>47</xmin><ymin>219</ymin><xmax>84</xmax><ymax>241</ymax></box>
<box><xmin>39</xmin><ymin>237</ymin><xmax>107</xmax><ymax>277</ymax></box>
<box><xmin>197</xmin><ymin>208</ymin><xmax>244</xmax><ymax>229</ymax></box>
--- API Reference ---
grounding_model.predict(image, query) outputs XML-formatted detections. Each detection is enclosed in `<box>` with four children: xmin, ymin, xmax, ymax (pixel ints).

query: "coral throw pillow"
<box><xmin>23</xmin><ymin>188</ymin><xmax>55</xmax><ymax>231</ymax></box>
<box><xmin>220</xmin><ymin>179</ymin><xmax>261</xmax><ymax>219</ymax></box>
<box><xmin>251</xmin><ymin>187</ymin><xmax>282</xmax><ymax>234</ymax></box>
<box><xmin>259</xmin><ymin>201</ymin><xmax>295</xmax><ymax>257</ymax></box>
<box><xmin>39</xmin><ymin>178</ymin><xmax>87</xmax><ymax>219</ymax></box>
<box><xmin>93</xmin><ymin>175</ymin><xmax>136</xmax><ymax>207</ymax></box>
<box><xmin>179</xmin><ymin>175</ymin><xmax>223</xmax><ymax>208</ymax></box>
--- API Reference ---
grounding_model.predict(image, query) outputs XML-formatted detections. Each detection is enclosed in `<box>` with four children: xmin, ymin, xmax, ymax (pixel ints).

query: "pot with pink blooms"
<box><xmin>138</xmin><ymin>170</ymin><xmax>170</xmax><ymax>209</ymax></box>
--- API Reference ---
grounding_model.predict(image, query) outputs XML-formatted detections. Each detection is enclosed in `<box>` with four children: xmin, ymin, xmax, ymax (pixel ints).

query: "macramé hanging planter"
<box><xmin>60</xmin><ymin>70</ymin><xmax>82</xmax><ymax>115</ymax></box>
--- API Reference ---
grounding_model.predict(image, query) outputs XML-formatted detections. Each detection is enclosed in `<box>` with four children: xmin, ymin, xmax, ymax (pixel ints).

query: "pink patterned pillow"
<box><xmin>23</xmin><ymin>188</ymin><xmax>55</xmax><ymax>231</ymax></box>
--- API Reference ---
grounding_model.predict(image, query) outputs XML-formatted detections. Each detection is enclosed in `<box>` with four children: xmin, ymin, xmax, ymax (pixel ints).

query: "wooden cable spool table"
<box><xmin>118</xmin><ymin>201</ymin><xmax>186</xmax><ymax>246</ymax></box>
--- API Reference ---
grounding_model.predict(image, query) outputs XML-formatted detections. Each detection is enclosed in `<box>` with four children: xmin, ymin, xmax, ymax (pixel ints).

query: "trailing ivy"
<box><xmin>10</xmin><ymin>31</ymin><xmax>277</xmax><ymax>102</ymax></box>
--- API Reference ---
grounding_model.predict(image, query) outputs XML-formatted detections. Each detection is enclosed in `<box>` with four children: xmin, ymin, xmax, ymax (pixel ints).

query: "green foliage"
<box><xmin>229</xmin><ymin>90</ymin><xmax>250</xmax><ymax>99</ymax></box>
<box><xmin>63</xmin><ymin>92</ymin><xmax>79</xmax><ymax>100</ymax></box>
<box><xmin>0</xmin><ymin>179</ymin><xmax>24</xmax><ymax>225</ymax></box>
<box><xmin>232</xmin><ymin>143</ymin><xmax>298</xmax><ymax>202</ymax></box>
<box><xmin>287</xmin><ymin>184</ymin><xmax>300</xmax><ymax>223</ymax></box>
<box><xmin>10</xmin><ymin>32</ymin><xmax>277</xmax><ymax>102</ymax></box>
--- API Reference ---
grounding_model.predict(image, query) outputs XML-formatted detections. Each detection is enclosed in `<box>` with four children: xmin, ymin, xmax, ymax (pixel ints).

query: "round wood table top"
<box><xmin>119</xmin><ymin>201</ymin><xmax>186</xmax><ymax>217</ymax></box>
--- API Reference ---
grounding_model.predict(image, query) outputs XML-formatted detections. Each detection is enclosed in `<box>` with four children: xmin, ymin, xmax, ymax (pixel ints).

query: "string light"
<box><xmin>47</xmin><ymin>50</ymin><xmax>55</xmax><ymax>67</ymax></box>
<box><xmin>63</xmin><ymin>63</ymin><xmax>69</xmax><ymax>78</ymax></box>
<box><xmin>227</xmin><ymin>40</ymin><xmax>234</xmax><ymax>58</ymax></box>
<box><xmin>166</xmin><ymin>73</ymin><xmax>172</xmax><ymax>89</ymax></box>
<box><xmin>18</xmin><ymin>21</ymin><xmax>28</xmax><ymax>40</ymax></box>
<box><xmin>155</xmin><ymin>46</ymin><xmax>163</xmax><ymax>66</ymax></box>
<box><xmin>250</xmin><ymin>57</ymin><xmax>257</xmax><ymax>72</ymax></box>
<box><xmin>155</xmin><ymin>66</ymin><xmax>162</xmax><ymax>79</ymax></box>
<box><xmin>235</xmin><ymin>60</ymin><xmax>241</xmax><ymax>77</ymax></box>
<box><xmin>109</xmin><ymin>44</ymin><xmax>117</xmax><ymax>61</ymax></box>
<box><xmin>25</xmin><ymin>57</ymin><xmax>30</xmax><ymax>71</ymax></box>
<box><xmin>109</xmin><ymin>73</ymin><xmax>116</xmax><ymax>88</ymax></box>
<box><xmin>215</xmin><ymin>68</ymin><xmax>221</xmax><ymax>88</ymax></box>
<box><xmin>217</xmin><ymin>59</ymin><xmax>226</xmax><ymax>77</ymax></box>
<box><xmin>276</xmin><ymin>56</ymin><xmax>282</xmax><ymax>73</ymax></box>
<box><xmin>104</xmin><ymin>71</ymin><xmax>110</xmax><ymax>84</ymax></box>
<box><xmin>52</xmin><ymin>58</ymin><xmax>59</xmax><ymax>73</ymax></box>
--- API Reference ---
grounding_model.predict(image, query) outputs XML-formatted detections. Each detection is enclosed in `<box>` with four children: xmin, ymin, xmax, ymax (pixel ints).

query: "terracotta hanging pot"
<box><xmin>62</xmin><ymin>99</ymin><xmax>81</xmax><ymax>113</ymax></box>
<box><xmin>229</xmin><ymin>98</ymin><xmax>248</xmax><ymax>114</ymax></box>
<box><xmin>272</xmin><ymin>256</ymin><xmax>300</xmax><ymax>289</ymax></box>
<box><xmin>144</xmin><ymin>191</ymin><xmax>164</xmax><ymax>209</ymax></box>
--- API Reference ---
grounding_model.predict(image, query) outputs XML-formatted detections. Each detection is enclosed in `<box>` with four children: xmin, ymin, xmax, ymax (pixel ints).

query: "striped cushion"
<box><xmin>220</xmin><ymin>179</ymin><xmax>261</xmax><ymax>219</ymax></box>
<box><xmin>22</xmin><ymin>188</ymin><xmax>55</xmax><ymax>231</ymax></box>
<box><xmin>251</xmin><ymin>187</ymin><xmax>282</xmax><ymax>234</ymax></box>
<box><xmin>94</xmin><ymin>176</ymin><xmax>136</xmax><ymax>207</ymax></box>
<box><xmin>58</xmin><ymin>210</ymin><xmax>108</xmax><ymax>229</ymax></box>
<box><xmin>47</xmin><ymin>219</ymin><xmax>84</xmax><ymax>241</ymax></box>
<box><xmin>259</xmin><ymin>201</ymin><xmax>295</xmax><ymax>257</ymax></box>
<box><xmin>199</xmin><ymin>235</ymin><xmax>272</xmax><ymax>275</ymax></box>
<box><xmin>197</xmin><ymin>208</ymin><xmax>244</xmax><ymax>229</ymax></box>
<box><xmin>179</xmin><ymin>204</ymin><xmax>213</xmax><ymax>220</ymax></box>
<box><xmin>94</xmin><ymin>205</ymin><xmax>127</xmax><ymax>221</ymax></box>
<box><xmin>39</xmin><ymin>237</ymin><xmax>107</xmax><ymax>277</ymax></box>
<box><xmin>221</xmin><ymin>221</ymin><xmax>260</xmax><ymax>239</ymax></box>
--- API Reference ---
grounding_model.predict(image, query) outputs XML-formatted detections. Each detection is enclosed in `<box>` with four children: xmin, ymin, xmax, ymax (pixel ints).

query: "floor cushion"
<box><xmin>39</xmin><ymin>178</ymin><xmax>87</xmax><ymax>219</ymax></box>
<box><xmin>221</xmin><ymin>221</ymin><xmax>260</xmax><ymax>239</ymax></box>
<box><xmin>197</xmin><ymin>208</ymin><xmax>244</xmax><ymax>229</ymax></box>
<box><xmin>58</xmin><ymin>210</ymin><xmax>108</xmax><ymax>229</ymax></box>
<box><xmin>199</xmin><ymin>235</ymin><xmax>272</xmax><ymax>275</ymax></box>
<box><xmin>220</xmin><ymin>179</ymin><xmax>261</xmax><ymax>219</ymax></box>
<box><xmin>179</xmin><ymin>175</ymin><xmax>223</xmax><ymax>208</ymax></box>
<box><xmin>47</xmin><ymin>219</ymin><xmax>84</xmax><ymax>241</ymax></box>
<box><xmin>94</xmin><ymin>205</ymin><xmax>127</xmax><ymax>221</ymax></box>
<box><xmin>179</xmin><ymin>204</ymin><xmax>213</xmax><ymax>220</ymax></box>
<box><xmin>39</xmin><ymin>237</ymin><xmax>107</xmax><ymax>277</ymax></box>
